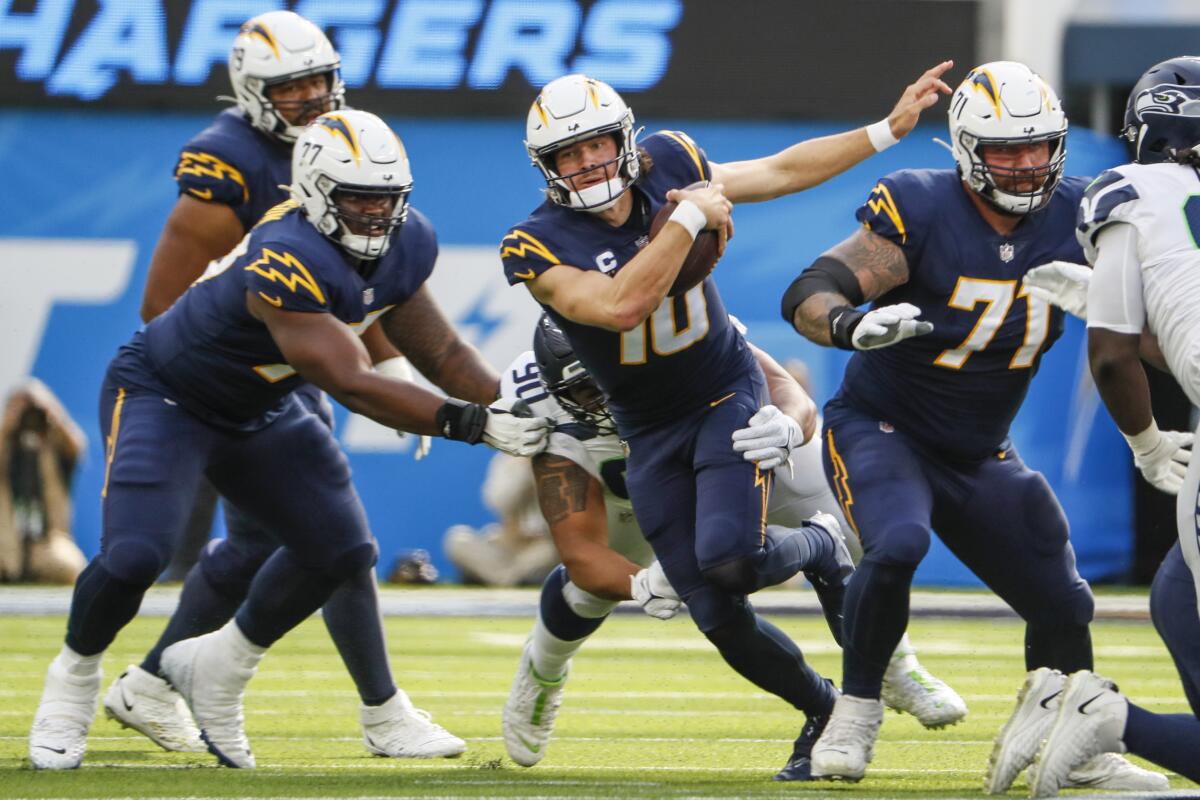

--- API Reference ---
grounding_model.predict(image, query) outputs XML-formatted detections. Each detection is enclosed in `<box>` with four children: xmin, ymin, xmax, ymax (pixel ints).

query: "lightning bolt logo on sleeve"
<box><xmin>501</xmin><ymin>230</ymin><xmax>561</xmax><ymax>282</ymax></box>
<box><xmin>177</xmin><ymin>152</ymin><xmax>249</xmax><ymax>204</ymax></box>
<box><xmin>866</xmin><ymin>183</ymin><xmax>907</xmax><ymax>243</ymax></box>
<box><xmin>244</xmin><ymin>249</ymin><xmax>327</xmax><ymax>306</ymax></box>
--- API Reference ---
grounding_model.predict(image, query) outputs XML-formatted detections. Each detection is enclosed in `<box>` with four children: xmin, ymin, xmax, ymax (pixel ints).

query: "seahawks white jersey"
<box><xmin>1078</xmin><ymin>162</ymin><xmax>1200</xmax><ymax>386</ymax></box>
<box><xmin>500</xmin><ymin>351</ymin><xmax>850</xmax><ymax>564</ymax></box>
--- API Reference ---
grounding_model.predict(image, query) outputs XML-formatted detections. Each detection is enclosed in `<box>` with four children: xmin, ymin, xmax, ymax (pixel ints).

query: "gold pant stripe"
<box><xmin>101</xmin><ymin>387</ymin><xmax>126</xmax><ymax>499</ymax></box>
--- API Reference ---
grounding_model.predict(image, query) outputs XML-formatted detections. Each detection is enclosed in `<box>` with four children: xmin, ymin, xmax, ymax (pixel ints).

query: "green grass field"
<box><xmin>0</xmin><ymin>608</ymin><xmax>1192</xmax><ymax>799</ymax></box>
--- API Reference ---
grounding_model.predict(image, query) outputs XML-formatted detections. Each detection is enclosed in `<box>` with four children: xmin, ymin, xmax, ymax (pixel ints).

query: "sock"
<box><xmin>1124</xmin><ymin>703</ymin><xmax>1200</xmax><ymax>783</ymax></box>
<box><xmin>841</xmin><ymin>558</ymin><xmax>915</xmax><ymax>699</ymax></box>
<box><xmin>705</xmin><ymin>612</ymin><xmax>837</xmax><ymax>717</ymax></box>
<box><xmin>754</xmin><ymin>523</ymin><xmax>839</xmax><ymax>589</ymax></box>
<box><xmin>322</xmin><ymin>569</ymin><xmax>397</xmax><ymax>707</ymax></box>
<box><xmin>1025</xmin><ymin>623</ymin><xmax>1092</xmax><ymax>673</ymax></box>
<box><xmin>56</xmin><ymin>643</ymin><xmax>103</xmax><ymax>679</ymax></box>
<box><xmin>65</xmin><ymin>559</ymin><xmax>149</xmax><ymax>656</ymax></box>
<box><xmin>528</xmin><ymin>566</ymin><xmax>610</xmax><ymax>679</ymax></box>
<box><xmin>141</xmin><ymin>565</ymin><xmax>240</xmax><ymax>676</ymax></box>
<box><xmin>235</xmin><ymin>549</ymin><xmax>340</xmax><ymax>648</ymax></box>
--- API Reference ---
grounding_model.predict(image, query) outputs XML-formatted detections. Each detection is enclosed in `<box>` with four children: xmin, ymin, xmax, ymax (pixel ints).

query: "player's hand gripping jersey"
<box><xmin>175</xmin><ymin>109</ymin><xmax>293</xmax><ymax>230</ymax></box>
<box><xmin>838</xmin><ymin>169</ymin><xmax>1090</xmax><ymax>459</ymax></box>
<box><xmin>1078</xmin><ymin>162</ymin><xmax>1200</xmax><ymax>382</ymax></box>
<box><xmin>501</xmin><ymin>132</ymin><xmax>757</xmax><ymax>435</ymax></box>
<box><xmin>124</xmin><ymin>203</ymin><xmax>437</xmax><ymax>430</ymax></box>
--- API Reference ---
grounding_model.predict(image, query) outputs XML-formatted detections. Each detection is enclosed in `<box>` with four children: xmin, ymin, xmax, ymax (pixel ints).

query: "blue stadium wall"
<box><xmin>0</xmin><ymin>110</ymin><xmax>1130</xmax><ymax>585</ymax></box>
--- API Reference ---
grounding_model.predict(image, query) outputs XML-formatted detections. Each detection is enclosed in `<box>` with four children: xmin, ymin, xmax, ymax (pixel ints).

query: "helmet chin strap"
<box><xmin>567</xmin><ymin>177</ymin><xmax>628</xmax><ymax>213</ymax></box>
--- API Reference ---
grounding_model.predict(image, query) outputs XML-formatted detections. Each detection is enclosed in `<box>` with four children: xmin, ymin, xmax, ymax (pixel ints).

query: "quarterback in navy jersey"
<box><xmin>783</xmin><ymin>61</ymin><xmax>1164</xmax><ymax>791</ymax></box>
<box><xmin>100</xmin><ymin>11</ymin><xmax>455</xmax><ymax>766</ymax></box>
<box><xmin>502</xmin><ymin>67</ymin><xmax>953</xmax><ymax>780</ymax></box>
<box><xmin>27</xmin><ymin>110</ymin><xmax>550</xmax><ymax>771</ymax></box>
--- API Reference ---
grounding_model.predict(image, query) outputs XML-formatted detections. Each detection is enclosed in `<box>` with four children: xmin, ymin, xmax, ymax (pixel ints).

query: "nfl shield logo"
<box><xmin>999</xmin><ymin>243</ymin><xmax>1015</xmax><ymax>263</ymax></box>
<box><xmin>363</xmin><ymin>287</ymin><xmax>375</xmax><ymax>306</ymax></box>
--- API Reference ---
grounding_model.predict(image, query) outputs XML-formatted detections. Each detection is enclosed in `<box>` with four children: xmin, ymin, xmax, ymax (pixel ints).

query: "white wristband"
<box><xmin>375</xmin><ymin>355</ymin><xmax>414</xmax><ymax>382</ymax></box>
<box><xmin>668</xmin><ymin>199</ymin><xmax>706</xmax><ymax>240</ymax></box>
<box><xmin>866</xmin><ymin>118</ymin><xmax>900</xmax><ymax>152</ymax></box>
<box><xmin>1123</xmin><ymin>420</ymin><xmax>1160</xmax><ymax>457</ymax></box>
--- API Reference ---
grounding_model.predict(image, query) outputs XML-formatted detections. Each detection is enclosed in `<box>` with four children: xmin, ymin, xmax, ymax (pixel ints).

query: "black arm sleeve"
<box><xmin>779</xmin><ymin>256</ymin><xmax>865</xmax><ymax>325</ymax></box>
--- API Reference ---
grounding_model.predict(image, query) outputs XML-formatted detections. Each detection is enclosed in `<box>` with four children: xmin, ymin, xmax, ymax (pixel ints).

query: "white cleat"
<box><xmin>810</xmin><ymin>694</ymin><xmax>884</xmax><ymax>782</ymax></box>
<box><xmin>161</xmin><ymin>625</ymin><xmax>261</xmax><ymax>769</ymax></box>
<box><xmin>984</xmin><ymin>667</ymin><xmax>1064</xmax><ymax>794</ymax></box>
<box><xmin>882</xmin><ymin>647</ymin><xmax>968</xmax><ymax>729</ymax></box>
<box><xmin>1029</xmin><ymin>670</ymin><xmax>1164</xmax><ymax>798</ymax></box>
<box><xmin>29</xmin><ymin>656</ymin><xmax>100</xmax><ymax>770</ymax></box>
<box><xmin>361</xmin><ymin>690</ymin><xmax>466</xmax><ymax>758</ymax></box>
<box><xmin>103</xmin><ymin>665</ymin><xmax>205</xmax><ymax>753</ymax></box>
<box><xmin>502</xmin><ymin>642</ymin><xmax>568</xmax><ymax>767</ymax></box>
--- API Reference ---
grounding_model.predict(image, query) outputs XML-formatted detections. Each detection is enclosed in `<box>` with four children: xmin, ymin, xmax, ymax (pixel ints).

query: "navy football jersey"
<box><xmin>836</xmin><ymin>169</ymin><xmax>1090</xmax><ymax>460</ymax></box>
<box><xmin>175</xmin><ymin>108</ymin><xmax>292</xmax><ymax>232</ymax></box>
<box><xmin>135</xmin><ymin>203</ymin><xmax>437</xmax><ymax>429</ymax></box>
<box><xmin>501</xmin><ymin>131</ymin><xmax>757</xmax><ymax>434</ymax></box>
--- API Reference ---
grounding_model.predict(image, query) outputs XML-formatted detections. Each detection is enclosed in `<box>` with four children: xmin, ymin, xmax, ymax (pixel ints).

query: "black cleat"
<box><xmin>774</xmin><ymin>709</ymin><xmax>831</xmax><ymax>782</ymax></box>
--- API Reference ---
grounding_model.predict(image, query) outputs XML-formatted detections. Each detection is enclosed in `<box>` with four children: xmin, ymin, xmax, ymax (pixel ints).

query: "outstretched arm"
<box><xmin>709</xmin><ymin>61</ymin><xmax>953</xmax><ymax>203</ymax></box>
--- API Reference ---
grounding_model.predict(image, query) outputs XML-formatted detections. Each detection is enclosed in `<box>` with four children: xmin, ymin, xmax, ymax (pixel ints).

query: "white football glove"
<box><xmin>481</xmin><ymin>397</ymin><xmax>552</xmax><ymax>457</ymax></box>
<box><xmin>730</xmin><ymin>404</ymin><xmax>805</xmax><ymax>471</ymax></box>
<box><xmin>630</xmin><ymin>561</ymin><xmax>682</xmax><ymax>620</ymax></box>
<box><xmin>1125</xmin><ymin>422</ymin><xmax>1194</xmax><ymax>495</ymax></box>
<box><xmin>850</xmin><ymin>303</ymin><xmax>933</xmax><ymax>350</ymax></box>
<box><xmin>376</xmin><ymin>356</ymin><xmax>433</xmax><ymax>460</ymax></box>
<box><xmin>1023</xmin><ymin>261</ymin><xmax>1091</xmax><ymax>320</ymax></box>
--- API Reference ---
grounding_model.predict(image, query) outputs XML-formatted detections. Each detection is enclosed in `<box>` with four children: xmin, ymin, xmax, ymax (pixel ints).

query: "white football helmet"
<box><xmin>291</xmin><ymin>110</ymin><xmax>412</xmax><ymax>260</ymax></box>
<box><xmin>525</xmin><ymin>75</ymin><xmax>640</xmax><ymax>212</ymax></box>
<box><xmin>948</xmin><ymin>61</ymin><xmax>1067</xmax><ymax>215</ymax></box>
<box><xmin>229</xmin><ymin>11</ymin><xmax>345</xmax><ymax>143</ymax></box>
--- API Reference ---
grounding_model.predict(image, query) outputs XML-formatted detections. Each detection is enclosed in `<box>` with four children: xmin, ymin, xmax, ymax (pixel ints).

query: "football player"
<box><xmin>782</xmin><ymin>61</ymin><xmax>1165</xmax><ymax>791</ymax></box>
<box><xmin>996</xmin><ymin>57</ymin><xmax>1200</xmax><ymax>797</ymax></box>
<box><xmin>108</xmin><ymin>11</ymin><xmax>455</xmax><ymax>762</ymax></box>
<box><xmin>500</xmin><ymin>315</ymin><xmax>965</xmax><ymax>777</ymax></box>
<box><xmin>28</xmin><ymin>110</ymin><xmax>550</xmax><ymax>770</ymax></box>
<box><xmin>501</xmin><ymin>65</ymin><xmax>953</xmax><ymax>780</ymax></box>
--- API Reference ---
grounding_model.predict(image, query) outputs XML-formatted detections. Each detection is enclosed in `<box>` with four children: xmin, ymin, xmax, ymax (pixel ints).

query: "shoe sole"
<box><xmin>102</xmin><ymin>703</ymin><xmax>203</xmax><ymax>754</ymax></box>
<box><xmin>984</xmin><ymin>671</ymin><xmax>1055</xmax><ymax>794</ymax></box>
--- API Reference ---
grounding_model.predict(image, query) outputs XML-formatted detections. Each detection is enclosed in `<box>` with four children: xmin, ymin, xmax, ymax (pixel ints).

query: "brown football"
<box><xmin>649</xmin><ymin>182</ymin><xmax>720</xmax><ymax>296</ymax></box>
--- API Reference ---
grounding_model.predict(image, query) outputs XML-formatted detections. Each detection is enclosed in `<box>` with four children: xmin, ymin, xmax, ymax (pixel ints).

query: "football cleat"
<box><xmin>774</xmin><ymin>709</ymin><xmax>831</xmax><ymax>781</ymax></box>
<box><xmin>810</xmin><ymin>694</ymin><xmax>884</xmax><ymax>782</ymax></box>
<box><xmin>882</xmin><ymin>646</ymin><xmax>968</xmax><ymax>729</ymax></box>
<box><xmin>502</xmin><ymin>641</ymin><xmax>568</xmax><ymax>767</ymax></box>
<box><xmin>802</xmin><ymin>512</ymin><xmax>855</xmax><ymax>645</ymax></box>
<box><xmin>103</xmin><ymin>665</ymin><xmax>205</xmax><ymax>753</ymax></box>
<box><xmin>361</xmin><ymin>690</ymin><xmax>466</xmax><ymax>758</ymax></box>
<box><xmin>984</xmin><ymin>667</ymin><xmax>1064</xmax><ymax>794</ymax></box>
<box><xmin>1029</xmin><ymin>671</ymin><xmax>1164</xmax><ymax>798</ymax></box>
<box><xmin>161</xmin><ymin>626</ymin><xmax>261</xmax><ymax>769</ymax></box>
<box><xmin>29</xmin><ymin>655</ymin><xmax>100</xmax><ymax>770</ymax></box>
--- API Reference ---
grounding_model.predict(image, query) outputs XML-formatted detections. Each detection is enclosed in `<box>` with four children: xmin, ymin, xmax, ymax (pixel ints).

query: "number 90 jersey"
<box><xmin>838</xmin><ymin>169</ymin><xmax>1089</xmax><ymax>460</ymax></box>
<box><xmin>500</xmin><ymin>132</ymin><xmax>757</xmax><ymax>437</ymax></box>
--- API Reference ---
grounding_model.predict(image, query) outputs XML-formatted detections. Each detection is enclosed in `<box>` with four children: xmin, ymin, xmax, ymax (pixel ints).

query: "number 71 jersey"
<box><xmin>838</xmin><ymin>168</ymin><xmax>1090</xmax><ymax>460</ymax></box>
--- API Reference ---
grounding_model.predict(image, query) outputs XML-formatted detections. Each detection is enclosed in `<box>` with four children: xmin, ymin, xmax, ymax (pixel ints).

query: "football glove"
<box><xmin>1125</xmin><ymin>422</ymin><xmax>1194</xmax><ymax>495</ymax></box>
<box><xmin>841</xmin><ymin>303</ymin><xmax>933</xmax><ymax>350</ymax></box>
<box><xmin>731</xmin><ymin>404</ymin><xmax>805</xmax><ymax>471</ymax></box>
<box><xmin>481</xmin><ymin>397</ymin><xmax>552</xmax><ymax>458</ymax></box>
<box><xmin>630</xmin><ymin>561</ymin><xmax>682</xmax><ymax>620</ymax></box>
<box><xmin>1023</xmin><ymin>261</ymin><xmax>1091</xmax><ymax>320</ymax></box>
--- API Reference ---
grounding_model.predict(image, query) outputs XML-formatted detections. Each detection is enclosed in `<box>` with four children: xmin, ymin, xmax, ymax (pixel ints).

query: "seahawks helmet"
<box><xmin>291</xmin><ymin>110</ymin><xmax>412</xmax><ymax>260</ymax></box>
<box><xmin>948</xmin><ymin>61</ymin><xmax>1067</xmax><ymax>215</ymax></box>
<box><xmin>1122</xmin><ymin>56</ymin><xmax>1200</xmax><ymax>164</ymax></box>
<box><xmin>525</xmin><ymin>75</ymin><xmax>640</xmax><ymax>213</ymax></box>
<box><xmin>229</xmin><ymin>10</ymin><xmax>345</xmax><ymax>143</ymax></box>
<box><xmin>533</xmin><ymin>315</ymin><xmax>615</xmax><ymax>435</ymax></box>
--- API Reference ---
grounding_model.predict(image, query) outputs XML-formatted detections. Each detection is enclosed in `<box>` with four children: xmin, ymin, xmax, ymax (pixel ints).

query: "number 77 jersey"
<box><xmin>837</xmin><ymin>168</ymin><xmax>1091</xmax><ymax>460</ymax></box>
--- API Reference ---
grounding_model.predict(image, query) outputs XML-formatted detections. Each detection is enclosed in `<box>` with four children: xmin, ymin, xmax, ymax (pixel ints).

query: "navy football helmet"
<box><xmin>532</xmin><ymin>315</ymin><xmax>616</xmax><ymax>435</ymax></box>
<box><xmin>1123</xmin><ymin>56</ymin><xmax>1200</xmax><ymax>164</ymax></box>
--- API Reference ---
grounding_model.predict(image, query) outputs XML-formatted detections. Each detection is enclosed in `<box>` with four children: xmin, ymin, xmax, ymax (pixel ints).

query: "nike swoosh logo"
<box><xmin>513</xmin><ymin>269</ymin><xmax>536</xmax><ymax>281</ymax></box>
<box><xmin>35</xmin><ymin>745</ymin><xmax>67</xmax><ymax>754</ymax></box>
<box><xmin>121</xmin><ymin>684</ymin><xmax>134</xmax><ymax>712</ymax></box>
<box><xmin>1039</xmin><ymin>689</ymin><xmax>1063</xmax><ymax>710</ymax></box>
<box><xmin>257</xmin><ymin>292</ymin><xmax>283</xmax><ymax>307</ymax></box>
<box><xmin>516</xmin><ymin>733</ymin><xmax>541</xmax><ymax>753</ymax></box>
<box><xmin>709</xmin><ymin>392</ymin><xmax>736</xmax><ymax>408</ymax></box>
<box><xmin>1077</xmin><ymin>692</ymin><xmax>1106</xmax><ymax>714</ymax></box>
<box><xmin>188</xmin><ymin>188</ymin><xmax>213</xmax><ymax>200</ymax></box>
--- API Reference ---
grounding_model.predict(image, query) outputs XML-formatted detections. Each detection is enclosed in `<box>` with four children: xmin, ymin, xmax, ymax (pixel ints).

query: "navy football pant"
<box><xmin>822</xmin><ymin>401</ymin><xmax>1094</xmax><ymax>697</ymax></box>
<box><xmin>625</xmin><ymin>372</ymin><xmax>836</xmax><ymax>716</ymax></box>
<box><xmin>66</xmin><ymin>377</ymin><xmax>376</xmax><ymax>655</ymax></box>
